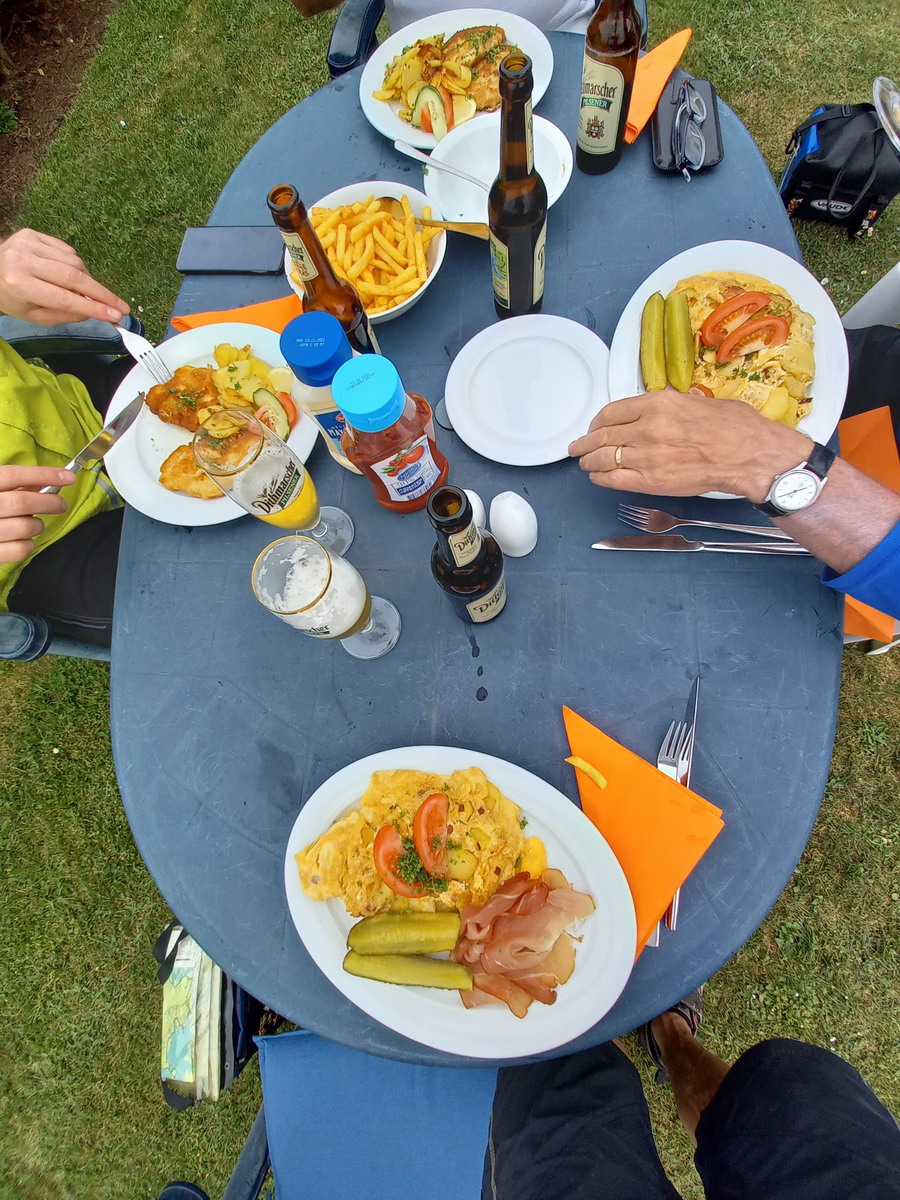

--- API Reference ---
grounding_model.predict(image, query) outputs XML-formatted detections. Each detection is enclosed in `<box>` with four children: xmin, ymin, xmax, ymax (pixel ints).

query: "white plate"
<box><xmin>104</xmin><ymin>323</ymin><xmax>318</xmax><ymax>527</ymax></box>
<box><xmin>607</xmin><ymin>240</ymin><xmax>849</xmax><ymax>499</ymax></box>
<box><xmin>424</xmin><ymin>114</ymin><xmax>573</xmax><ymax>223</ymax></box>
<box><xmin>283</xmin><ymin>181</ymin><xmax>446</xmax><ymax>325</ymax></box>
<box><xmin>360</xmin><ymin>8</ymin><xmax>553</xmax><ymax>150</ymax></box>
<box><xmin>444</xmin><ymin>315</ymin><xmax>610</xmax><ymax>466</ymax></box>
<box><xmin>284</xmin><ymin>745</ymin><xmax>636</xmax><ymax>1060</ymax></box>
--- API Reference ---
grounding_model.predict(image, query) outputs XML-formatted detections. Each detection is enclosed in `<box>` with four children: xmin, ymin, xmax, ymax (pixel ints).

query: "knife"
<box><xmin>592</xmin><ymin>535</ymin><xmax>810</xmax><ymax>555</ymax></box>
<box><xmin>665</xmin><ymin>676</ymin><xmax>699</xmax><ymax>932</ymax></box>
<box><xmin>39</xmin><ymin>393</ymin><xmax>145</xmax><ymax>494</ymax></box>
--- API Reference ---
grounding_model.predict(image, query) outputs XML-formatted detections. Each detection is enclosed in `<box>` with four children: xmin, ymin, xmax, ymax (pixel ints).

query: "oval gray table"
<box><xmin>111</xmin><ymin>33</ymin><xmax>842</xmax><ymax>1065</ymax></box>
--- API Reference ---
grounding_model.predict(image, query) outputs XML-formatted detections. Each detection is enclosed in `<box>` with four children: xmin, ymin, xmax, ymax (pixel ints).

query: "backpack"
<box><xmin>779</xmin><ymin>103</ymin><xmax>900</xmax><ymax>238</ymax></box>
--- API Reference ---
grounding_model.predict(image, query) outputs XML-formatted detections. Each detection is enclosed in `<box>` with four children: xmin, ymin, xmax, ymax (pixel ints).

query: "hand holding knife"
<box><xmin>38</xmin><ymin>392</ymin><xmax>145</xmax><ymax>494</ymax></box>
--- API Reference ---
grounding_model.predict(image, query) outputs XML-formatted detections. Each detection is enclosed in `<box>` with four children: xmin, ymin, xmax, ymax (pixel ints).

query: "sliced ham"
<box><xmin>454</xmin><ymin>869</ymin><xmax>594</xmax><ymax>1018</ymax></box>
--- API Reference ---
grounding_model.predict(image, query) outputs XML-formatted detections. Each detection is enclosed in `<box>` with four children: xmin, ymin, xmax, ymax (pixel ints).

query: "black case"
<box><xmin>650</xmin><ymin>76</ymin><xmax>724</xmax><ymax>173</ymax></box>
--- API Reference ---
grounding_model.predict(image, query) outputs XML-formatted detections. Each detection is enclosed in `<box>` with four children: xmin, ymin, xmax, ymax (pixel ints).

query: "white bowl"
<box><xmin>423</xmin><ymin>115</ymin><xmax>573</xmax><ymax>224</ymax></box>
<box><xmin>283</xmin><ymin>181</ymin><xmax>447</xmax><ymax>324</ymax></box>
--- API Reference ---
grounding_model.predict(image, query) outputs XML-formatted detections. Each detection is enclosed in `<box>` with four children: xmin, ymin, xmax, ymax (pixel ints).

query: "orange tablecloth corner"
<box><xmin>625</xmin><ymin>29</ymin><xmax>692</xmax><ymax>145</ymax></box>
<box><xmin>171</xmin><ymin>293</ymin><xmax>303</xmax><ymax>334</ymax></box>
<box><xmin>562</xmin><ymin>704</ymin><xmax>723</xmax><ymax>953</ymax></box>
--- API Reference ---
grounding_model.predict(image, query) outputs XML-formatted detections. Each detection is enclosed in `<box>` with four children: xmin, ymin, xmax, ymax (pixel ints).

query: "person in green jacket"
<box><xmin>0</xmin><ymin>228</ymin><xmax>130</xmax><ymax>646</ymax></box>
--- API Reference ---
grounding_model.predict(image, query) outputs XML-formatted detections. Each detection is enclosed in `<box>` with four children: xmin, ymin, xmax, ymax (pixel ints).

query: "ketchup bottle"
<box><xmin>331</xmin><ymin>355</ymin><xmax>449</xmax><ymax>513</ymax></box>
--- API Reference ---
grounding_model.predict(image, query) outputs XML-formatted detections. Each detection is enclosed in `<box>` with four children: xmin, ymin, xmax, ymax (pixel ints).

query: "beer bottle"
<box><xmin>575</xmin><ymin>0</ymin><xmax>642</xmax><ymax>175</ymax></box>
<box><xmin>427</xmin><ymin>485</ymin><xmax>507</xmax><ymax>624</ymax></box>
<box><xmin>267</xmin><ymin>183</ymin><xmax>380</xmax><ymax>355</ymax></box>
<box><xmin>488</xmin><ymin>53</ymin><xmax>548</xmax><ymax>319</ymax></box>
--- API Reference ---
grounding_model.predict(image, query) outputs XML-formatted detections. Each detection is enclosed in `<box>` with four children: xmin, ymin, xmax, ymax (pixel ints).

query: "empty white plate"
<box><xmin>424</xmin><ymin>115</ymin><xmax>574</xmax><ymax>223</ymax></box>
<box><xmin>444</xmin><ymin>315</ymin><xmax>610</xmax><ymax>466</ymax></box>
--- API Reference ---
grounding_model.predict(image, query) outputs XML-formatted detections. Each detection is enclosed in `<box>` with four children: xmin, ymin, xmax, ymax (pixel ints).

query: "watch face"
<box><xmin>772</xmin><ymin>469</ymin><xmax>818</xmax><ymax>511</ymax></box>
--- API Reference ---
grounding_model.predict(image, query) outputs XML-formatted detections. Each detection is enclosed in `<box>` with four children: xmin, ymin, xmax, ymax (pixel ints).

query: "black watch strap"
<box><xmin>755</xmin><ymin>442</ymin><xmax>836</xmax><ymax>517</ymax></box>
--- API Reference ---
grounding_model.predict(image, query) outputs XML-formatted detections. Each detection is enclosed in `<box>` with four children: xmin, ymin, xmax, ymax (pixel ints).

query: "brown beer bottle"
<box><xmin>575</xmin><ymin>0</ymin><xmax>642</xmax><ymax>175</ymax></box>
<box><xmin>427</xmin><ymin>485</ymin><xmax>507</xmax><ymax>624</ymax></box>
<box><xmin>488</xmin><ymin>53</ymin><xmax>548</xmax><ymax>319</ymax></box>
<box><xmin>267</xmin><ymin>183</ymin><xmax>380</xmax><ymax>355</ymax></box>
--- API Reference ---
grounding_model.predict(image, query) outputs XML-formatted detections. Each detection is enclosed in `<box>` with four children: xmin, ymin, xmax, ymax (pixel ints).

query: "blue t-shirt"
<box><xmin>823</xmin><ymin>520</ymin><xmax>900</xmax><ymax>619</ymax></box>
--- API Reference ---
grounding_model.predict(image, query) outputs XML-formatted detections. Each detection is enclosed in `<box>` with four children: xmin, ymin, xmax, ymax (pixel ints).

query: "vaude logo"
<box><xmin>810</xmin><ymin>199</ymin><xmax>853</xmax><ymax>216</ymax></box>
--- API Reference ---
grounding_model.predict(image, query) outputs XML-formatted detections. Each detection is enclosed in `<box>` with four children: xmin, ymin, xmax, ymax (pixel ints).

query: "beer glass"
<box><xmin>251</xmin><ymin>535</ymin><xmax>401</xmax><ymax>660</ymax></box>
<box><xmin>192</xmin><ymin>409</ymin><xmax>354</xmax><ymax>554</ymax></box>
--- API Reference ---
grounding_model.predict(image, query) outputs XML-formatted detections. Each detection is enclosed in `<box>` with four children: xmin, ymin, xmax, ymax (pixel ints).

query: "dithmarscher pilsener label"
<box><xmin>280</xmin><ymin>232</ymin><xmax>319</xmax><ymax>282</ymax></box>
<box><xmin>577</xmin><ymin>58</ymin><xmax>624</xmax><ymax>155</ymax></box>
<box><xmin>467</xmin><ymin>574</ymin><xmax>507</xmax><ymax>623</ymax></box>
<box><xmin>490</xmin><ymin>233</ymin><xmax>510</xmax><ymax>307</ymax></box>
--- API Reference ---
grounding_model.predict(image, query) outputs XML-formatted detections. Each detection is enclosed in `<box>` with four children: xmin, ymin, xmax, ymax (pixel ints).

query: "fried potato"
<box><xmin>146</xmin><ymin>366</ymin><xmax>218</xmax><ymax>432</ymax></box>
<box><xmin>159</xmin><ymin>444</ymin><xmax>222</xmax><ymax>499</ymax></box>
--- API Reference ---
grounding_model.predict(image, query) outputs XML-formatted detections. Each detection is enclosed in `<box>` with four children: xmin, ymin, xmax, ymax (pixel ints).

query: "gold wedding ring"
<box><xmin>614</xmin><ymin>445</ymin><xmax>624</xmax><ymax>468</ymax></box>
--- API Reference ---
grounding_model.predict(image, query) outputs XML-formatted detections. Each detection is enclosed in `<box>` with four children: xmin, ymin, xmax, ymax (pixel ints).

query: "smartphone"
<box><xmin>176</xmin><ymin>226</ymin><xmax>286</xmax><ymax>274</ymax></box>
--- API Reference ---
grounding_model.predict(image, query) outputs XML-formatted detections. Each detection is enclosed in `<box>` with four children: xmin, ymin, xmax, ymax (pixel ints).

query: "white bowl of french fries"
<box><xmin>283</xmin><ymin>182</ymin><xmax>447</xmax><ymax>324</ymax></box>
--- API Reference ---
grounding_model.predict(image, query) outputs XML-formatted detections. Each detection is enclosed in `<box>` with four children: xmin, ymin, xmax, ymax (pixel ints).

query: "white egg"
<box><xmin>489</xmin><ymin>492</ymin><xmax>538</xmax><ymax>557</ymax></box>
<box><xmin>463</xmin><ymin>489</ymin><xmax>486</xmax><ymax>530</ymax></box>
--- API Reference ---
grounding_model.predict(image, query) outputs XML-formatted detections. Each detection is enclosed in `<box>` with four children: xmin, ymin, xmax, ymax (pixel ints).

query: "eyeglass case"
<box><xmin>650</xmin><ymin>75</ymin><xmax>724</xmax><ymax>173</ymax></box>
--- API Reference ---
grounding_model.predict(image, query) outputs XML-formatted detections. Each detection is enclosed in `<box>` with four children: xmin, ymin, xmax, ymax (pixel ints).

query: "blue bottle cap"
<box><xmin>280</xmin><ymin>312</ymin><xmax>353</xmax><ymax>387</ymax></box>
<box><xmin>331</xmin><ymin>354</ymin><xmax>406</xmax><ymax>433</ymax></box>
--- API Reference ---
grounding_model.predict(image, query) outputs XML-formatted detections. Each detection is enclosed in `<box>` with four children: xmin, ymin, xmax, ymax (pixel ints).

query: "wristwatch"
<box><xmin>755</xmin><ymin>442</ymin><xmax>836</xmax><ymax>517</ymax></box>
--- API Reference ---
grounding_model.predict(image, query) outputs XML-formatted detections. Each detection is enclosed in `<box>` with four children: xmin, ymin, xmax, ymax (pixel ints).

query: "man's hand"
<box><xmin>0</xmin><ymin>229</ymin><xmax>130</xmax><ymax>326</ymax></box>
<box><xmin>568</xmin><ymin>389</ymin><xmax>810</xmax><ymax>502</ymax></box>
<box><xmin>0</xmin><ymin>465</ymin><xmax>77</xmax><ymax>564</ymax></box>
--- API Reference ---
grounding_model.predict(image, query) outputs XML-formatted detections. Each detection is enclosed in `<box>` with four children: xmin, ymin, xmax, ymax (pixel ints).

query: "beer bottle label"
<box><xmin>467</xmin><ymin>573</ymin><xmax>507</xmax><ymax>623</ymax></box>
<box><xmin>525</xmin><ymin>97</ymin><xmax>535</xmax><ymax>174</ymax></box>
<box><xmin>490</xmin><ymin>232</ymin><xmax>510</xmax><ymax>308</ymax></box>
<box><xmin>281</xmin><ymin>232</ymin><xmax>320</xmax><ymax>282</ymax></box>
<box><xmin>371</xmin><ymin>434</ymin><xmax>441</xmax><ymax>503</ymax></box>
<box><xmin>577</xmin><ymin>57</ymin><xmax>625</xmax><ymax>155</ymax></box>
<box><xmin>533</xmin><ymin>219</ymin><xmax>547</xmax><ymax>306</ymax></box>
<box><xmin>449</xmin><ymin>520</ymin><xmax>482</xmax><ymax>568</ymax></box>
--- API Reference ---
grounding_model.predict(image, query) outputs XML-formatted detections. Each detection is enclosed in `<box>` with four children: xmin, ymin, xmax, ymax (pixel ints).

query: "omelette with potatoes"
<box><xmin>672</xmin><ymin>271</ymin><xmax>816</xmax><ymax>427</ymax></box>
<box><xmin>297</xmin><ymin>767</ymin><xmax>545</xmax><ymax>918</ymax></box>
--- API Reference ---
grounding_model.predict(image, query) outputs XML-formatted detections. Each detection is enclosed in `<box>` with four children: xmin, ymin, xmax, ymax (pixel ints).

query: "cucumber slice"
<box><xmin>253</xmin><ymin>387</ymin><xmax>290</xmax><ymax>440</ymax></box>
<box><xmin>347</xmin><ymin>913</ymin><xmax>461</xmax><ymax>956</ymax></box>
<box><xmin>411</xmin><ymin>85</ymin><xmax>448</xmax><ymax>140</ymax></box>
<box><xmin>342</xmin><ymin>950</ymin><xmax>473</xmax><ymax>991</ymax></box>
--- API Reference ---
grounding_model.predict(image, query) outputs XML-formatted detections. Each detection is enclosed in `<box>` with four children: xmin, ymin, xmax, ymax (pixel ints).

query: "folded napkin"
<box><xmin>838</xmin><ymin>406</ymin><xmax>900</xmax><ymax>641</ymax></box>
<box><xmin>624</xmin><ymin>28</ymin><xmax>693</xmax><ymax>145</ymax></box>
<box><xmin>171</xmin><ymin>293</ymin><xmax>303</xmax><ymax>335</ymax></box>
<box><xmin>563</xmin><ymin>705</ymin><xmax>724</xmax><ymax>954</ymax></box>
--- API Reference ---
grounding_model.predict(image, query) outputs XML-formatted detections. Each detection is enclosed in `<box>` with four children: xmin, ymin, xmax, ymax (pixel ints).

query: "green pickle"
<box><xmin>343</xmin><ymin>950</ymin><xmax>474</xmax><ymax>991</ymax></box>
<box><xmin>664</xmin><ymin>292</ymin><xmax>695</xmax><ymax>393</ymax></box>
<box><xmin>639</xmin><ymin>292</ymin><xmax>667</xmax><ymax>392</ymax></box>
<box><xmin>347</xmin><ymin>912</ymin><xmax>461</xmax><ymax>956</ymax></box>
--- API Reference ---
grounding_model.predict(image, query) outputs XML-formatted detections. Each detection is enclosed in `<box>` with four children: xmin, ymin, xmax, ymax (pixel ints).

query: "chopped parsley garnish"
<box><xmin>519</xmin><ymin>817</ymin><xmax>528</xmax><ymax>829</ymax></box>
<box><xmin>396</xmin><ymin>837</ymin><xmax>447</xmax><ymax>893</ymax></box>
<box><xmin>749</xmin><ymin>372</ymin><xmax>761</xmax><ymax>381</ymax></box>
<box><xmin>227</xmin><ymin>363</ymin><xmax>238</xmax><ymax>373</ymax></box>
<box><xmin>446</xmin><ymin>838</ymin><xmax>462</xmax><ymax>851</ymax></box>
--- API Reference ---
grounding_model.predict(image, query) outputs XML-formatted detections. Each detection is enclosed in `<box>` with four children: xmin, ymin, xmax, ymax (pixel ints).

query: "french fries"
<box><xmin>298</xmin><ymin>195</ymin><xmax>443</xmax><ymax>315</ymax></box>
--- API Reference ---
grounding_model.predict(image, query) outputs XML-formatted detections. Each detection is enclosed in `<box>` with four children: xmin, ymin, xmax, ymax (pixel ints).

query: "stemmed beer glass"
<box><xmin>192</xmin><ymin>409</ymin><xmax>354</xmax><ymax>554</ymax></box>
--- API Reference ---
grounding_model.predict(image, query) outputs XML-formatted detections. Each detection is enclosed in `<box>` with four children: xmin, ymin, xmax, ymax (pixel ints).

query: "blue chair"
<box><xmin>158</xmin><ymin>1029</ymin><xmax>498</xmax><ymax>1200</ymax></box>
<box><xmin>0</xmin><ymin>314</ymin><xmax>144</xmax><ymax>663</ymax></box>
<box><xmin>326</xmin><ymin>0</ymin><xmax>649</xmax><ymax>78</ymax></box>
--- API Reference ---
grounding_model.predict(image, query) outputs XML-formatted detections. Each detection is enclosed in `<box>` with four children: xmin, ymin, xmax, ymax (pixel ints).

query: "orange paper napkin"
<box><xmin>171</xmin><ymin>293</ymin><xmax>303</xmax><ymax>335</ymax></box>
<box><xmin>838</xmin><ymin>406</ymin><xmax>900</xmax><ymax>642</ymax></box>
<box><xmin>563</xmin><ymin>705</ymin><xmax>724</xmax><ymax>954</ymax></box>
<box><xmin>624</xmin><ymin>28</ymin><xmax>693</xmax><ymax>144</ymax></box>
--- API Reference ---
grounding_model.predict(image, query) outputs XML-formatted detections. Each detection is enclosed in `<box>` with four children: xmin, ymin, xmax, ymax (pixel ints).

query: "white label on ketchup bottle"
<box><xmin>370</xmin><ymin>434</ymin><xmax>440</xmax><ymax>503</ymax></box>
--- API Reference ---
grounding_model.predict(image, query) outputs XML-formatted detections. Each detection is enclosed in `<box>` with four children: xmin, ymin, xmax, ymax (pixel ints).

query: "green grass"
<box><xmin>3</xmin><ymin>0</ymin><xmax>900</xmax><ymax>1195</ymax></box>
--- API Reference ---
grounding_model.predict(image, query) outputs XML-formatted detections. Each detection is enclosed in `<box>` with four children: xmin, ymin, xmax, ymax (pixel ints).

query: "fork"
<box><xmin>647</xmin><ymin>720</ymin><xmax>694</xmax><ymax>947</ymax></box>
<box><xmin>618</xmin><ymin>503</ymin><xmax>796</xmax><ymax>542</ymax></box>
<box><xmin>116</xmin><ymin>324</ymin><xmax>171</xmax><ymax>385</ymax></box>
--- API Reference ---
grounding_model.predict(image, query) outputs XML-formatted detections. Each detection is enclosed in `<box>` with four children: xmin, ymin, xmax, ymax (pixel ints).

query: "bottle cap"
<box><xmin>280</xmin><ymin>312</ymin><xmax>353</xmax><ymax>387</ymax></box>
<box><xmin>331</xmin><ymin>354</ymin><xmax>406</xmax><ymax>433</ymax></box>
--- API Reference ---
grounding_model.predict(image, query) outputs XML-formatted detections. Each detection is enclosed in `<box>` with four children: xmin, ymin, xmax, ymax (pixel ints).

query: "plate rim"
<box><xmin>103</xmin><ymin>322</ymin><xmax>319</xmax><ymax>526</ymax></box>
<box><xmin>444</xmin><ymin>314</ymin><xmax>610</xmax><ymax>466</ymax></box>
<box><xmin>606</xmin><ymin>238</ymin><xmax>849</xmax><ymax>499</ymax></box>
<box><xmin>283</xmin><ymin>744</ymin><xmax>637</xmax><ymax>1059</ymax></box>
<box><xmin>358</xmin><ymin>7</ymin><xmax>554</xmax><ymax>150</ymax></box>
<box><xmin>424</xmin><ymin>113</ymin><xmax>573</xmax><ymax>222</ymax></box>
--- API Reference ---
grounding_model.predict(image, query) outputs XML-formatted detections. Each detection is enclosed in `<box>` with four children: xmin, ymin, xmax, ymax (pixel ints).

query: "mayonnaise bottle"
<box><xmin>280</xmin><ymin>312</ymin><xmax>362</xmax><ymax>473</ymax></box>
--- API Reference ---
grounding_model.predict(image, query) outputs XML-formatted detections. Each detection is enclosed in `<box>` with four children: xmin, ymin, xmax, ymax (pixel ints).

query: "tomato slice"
<box><xmin>700</xmin><ymin>292</ymin><xmax>772</xmax><ymax>348</ymax></box>
<box><xmin>692</xmin><ymin>384</ymin><xmax>715</xmax><ymax>397</ymax></box>
<box><xmin>373</xmin><ymin>826</ymin><xmax>426</xmax><ymax>898</ymax></box>
<box><xmin>716</xmin><ymin>315</ymin><xmax>790</xmax><ymax>364</ymax></box>
<box><xmin>413</xmin><ymin>792</ymin><xmax>449</xmax><ymax>877</ymax></box>
<box><xmin>420</xmin><ymin>105</ymin><xmax>433</xmax><ymax>134</ymax></box>
<box><xmin>275</xmin><ymin>389</ymin><xmax>298</xmax><ymax>429</ymax></box>
<box><xmin>438</xmin><ymin>85</ymin><xmax>454</xmax><ymax>132</ymax></box>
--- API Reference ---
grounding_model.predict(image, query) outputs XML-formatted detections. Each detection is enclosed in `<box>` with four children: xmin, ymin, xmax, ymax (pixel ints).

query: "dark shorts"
<box><xmin>483</xmin><ymin>1039</ymin><xmax>900</xmax><ymax>1200</ymax></box>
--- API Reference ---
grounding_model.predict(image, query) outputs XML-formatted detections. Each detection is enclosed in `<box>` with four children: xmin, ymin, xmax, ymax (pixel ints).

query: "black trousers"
<box><xmin>483</xmin><ymin>1039</ymin><xmax>900</xmax><ymax>1200</ymax></box>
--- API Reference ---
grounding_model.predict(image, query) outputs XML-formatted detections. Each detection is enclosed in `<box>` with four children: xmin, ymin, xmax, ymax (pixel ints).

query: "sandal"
<box><xmin>638</xmin><ymin>985</ymin><xmax>704</xmax><ymax>1085</ymax></box>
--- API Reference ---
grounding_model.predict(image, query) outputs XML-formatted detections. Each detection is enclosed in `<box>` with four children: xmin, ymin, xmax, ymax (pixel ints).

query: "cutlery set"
<box><xmin>593</xmin><ymin>504</ymin><xmax>811</xmax><ymax>556</ymax></box>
